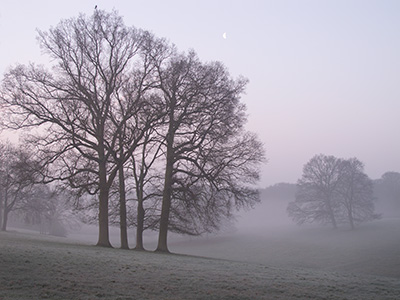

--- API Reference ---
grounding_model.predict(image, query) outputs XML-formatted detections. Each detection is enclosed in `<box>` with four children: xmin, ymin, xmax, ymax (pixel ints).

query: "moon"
<box><xmin>222</xmin><ymin>32</ymin><xmax>227</xmax><ymax>39</ymax></box>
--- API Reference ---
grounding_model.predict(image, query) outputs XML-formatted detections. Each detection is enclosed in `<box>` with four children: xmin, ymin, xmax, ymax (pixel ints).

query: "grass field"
<box><xmin>1</xmin><ymin>221</ymin><xmax>400</xmax><ymax>300</ymax></box>
<box><xmin>167</xmin><ymin>218</ymin><xmax>400</xmax><ymax>279</ymax></box>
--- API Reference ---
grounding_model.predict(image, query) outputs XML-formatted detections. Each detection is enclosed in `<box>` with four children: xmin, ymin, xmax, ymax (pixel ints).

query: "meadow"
<box><xmin>1</xmin><ymin>217</ymin><xmax>399</xmax><ymax>299</ymax></box>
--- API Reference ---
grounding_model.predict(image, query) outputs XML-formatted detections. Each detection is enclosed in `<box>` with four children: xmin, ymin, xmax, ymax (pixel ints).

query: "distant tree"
<box><xmin>0</xmin><ymin>143</ymin><xmax>36</xmax><ymax>231</ymax></box>
<box><xmin>261</xmin><ymin>183</ymin><xmax>296</xmax><ymax>202</ymax></box>
<box><xmin>288</xmin><ymin>154</ymin><xmax>344</xmax><ymax>228</ymax></box>
<box><xmin>288</xmin><ymin>154</ymin><xmax>379</xmax><ymax>229</ymax></box>
<box><xmin>338</xmin><ymin>158</ymin><xmax>379</xmax><ymax>229</ymax></box>
<box><xmin>17</xmin><ymin>184</ymin><xmax>77</xmax><ymax>237</ymax></box>
<box><xmin>374</xmin><ymin>172</ymin><xmax>400</xmax><ymax>216</ymax></box>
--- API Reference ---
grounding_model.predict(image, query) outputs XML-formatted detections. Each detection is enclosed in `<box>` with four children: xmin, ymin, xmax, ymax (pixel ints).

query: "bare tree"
<box><xmin>109</xmin><ymin>37</ymin><xmax>170</xmax><ymax>249</ymax></box>
<box><xmin>17</xmin><ymin>184</ymin><xmax>78</xmax><ymax>237</ymax></box>
<box><xmin>0</xmin><ymin>10</ymin><xmax>168</xmax><ymax>247</ymax></box>
<box><xmin>288</xmin><ymin>154</ymin><xmax>344</xmax><ymax>228</ymax></box>
<box><xmin>374</xmin><ymin>172</ymin><xmax>400</xmax><ymax>217</ymax></box>
<box><xmin>107</xmin><ymin>126</ymin><xmax>164</xmax><ymax>250</ymax></box>
<box><xmin>129</xmin><ymin>126</ymin><xmax>164</xmax><ymax>250</ymax></box>
<box><xmin>288</xmin><ymin>154</ymin><xmax>380</xmax><ymax>229</ymax></box>
<box><xmin>117</xmin><ymin>139</ymin><xmax>129</xmax><ymax>249</ymax></box>
<box><xmin>1</xmin><ymin>9</ymin><xmax>263</xmax><ymax>250</ymax></box>
<box><xmin>338</xmin><ymin>158</ymin><xmax>379</xmax><ymax>229</ymax></box>
<box><xmin>167</xmin><ymin>131</ymin><xmax>264</xmax><ymax>236</ymax></box>
<box><xmin>0</xmin><ymin>143</ymin><xmax>36</xmax><ymax>231</ymax></box>
<box><xmin>154</xmin><ymin>51</ymin><xmax>264</xmax><ymax>252</ymax></box>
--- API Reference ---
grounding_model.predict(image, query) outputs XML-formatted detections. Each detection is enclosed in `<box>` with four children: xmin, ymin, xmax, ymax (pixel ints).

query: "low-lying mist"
<box><xmin>167</xmin><ymin>184</ymin><xmax>400</xmax><ymax>279</ymax></box>
<box><xmin>21</xmin><ymin>182</ymin><xmax>396</xmax><ymax>280</ymax></box>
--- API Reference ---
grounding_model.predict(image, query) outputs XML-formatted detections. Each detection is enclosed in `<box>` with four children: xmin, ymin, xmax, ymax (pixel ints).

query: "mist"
<box><xmin>5</xmin><ymin>172</ymin><xmax>399</xmax><ymax>281</ymax></box>
<box><xmin>159</xmin><ymin>182</ymin><xmax>400</xmax><ymax>279</ymax></box>
<box><xmin>38</xmin><ymin>181</ymin><xmax>397</xmax><ymax>280</ymax></box>
<box><xmin>3</xmin><ymin>180</ymin><xmax>399</xmax><ymax>299</ymax></box>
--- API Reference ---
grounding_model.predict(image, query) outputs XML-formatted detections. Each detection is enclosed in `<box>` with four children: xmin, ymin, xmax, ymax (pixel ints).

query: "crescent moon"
<box><xmin>222</xmin><ymin>32</ymin><xmax>227</xmax><ymax>39</ymax></box>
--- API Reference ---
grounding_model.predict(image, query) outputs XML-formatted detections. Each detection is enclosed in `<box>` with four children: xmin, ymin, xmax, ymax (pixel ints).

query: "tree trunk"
<box><xmin>329</xmin><ymin>210</ymin><xmax>337</xmax><ymax>229</ymax></box>
<box><xmin>119</xmin><ymin>163</ymin><xmax>129</xmax><ymax>249</ymax></box>
<box><xmin>135</xmin><ymin>196</ymin><xmax>145</xmax><ymax>250</ymax></box>
<box><xmin>1</xmin><ymin>192</ymin><xmax>8</xmax><ymax>231</ymax></box>
<box><xmin>348</xmin><ymin>211</ymin><xmax>355</xmax><ymax>230</ymax></box>
<box><xmin>133</xmin><ymin>150</ymin><xmax>146</xmax><ymax>251</ymax></box>
<box><xmin>1</xmin><ymin>207</ymin><xmax>8</xmax><ymax>231</ymax></box>
<box><xmin>156</xmin><ymin>166</ymin><xmax>173</xmax><ymax>252</ymax></box>
<box><xmin>0</xmin><ymin>195</ymin><xmax>3</xmax><ymax>230</ymax></box>
<box><xmin>348</xmin><ymin>202</ymin><xmax>355</xmax><ymax>230</ymax></box>
<box><xmin>326</xmin><ymin>196</ymin><xmax>338</xmax><ymax>229</ymax></box>
<box><xmin>156</xmin><ymin>127</ymin><xmax>175</xmax><ymax>253</ymax></box>
<box><xmin>97</xmin><ymin>189</ymin><xmax>112</xmax><ymax>247</ymax></box>
<box><xmin>97</xmin><ymin>161</ymin><xmax>112</xmax><ymax>247</ymax></box>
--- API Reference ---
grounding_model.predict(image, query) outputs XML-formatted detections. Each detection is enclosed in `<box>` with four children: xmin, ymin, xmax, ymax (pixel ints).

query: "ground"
<box><xmin>1</xmin><ymin>229</ymin><xmax>400</xmax><ymax>300</ymax></box>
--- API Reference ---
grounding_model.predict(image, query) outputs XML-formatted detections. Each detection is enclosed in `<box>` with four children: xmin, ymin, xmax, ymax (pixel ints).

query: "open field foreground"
<box><xmin>1</xmin><ymin>231</ymin><xmax>400</xmax><ymax>300</ymax></box>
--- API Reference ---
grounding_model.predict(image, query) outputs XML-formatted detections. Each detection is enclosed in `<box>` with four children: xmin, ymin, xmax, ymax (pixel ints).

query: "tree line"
<box><xmin>0</xmin><ymin>10</ymin><xmax>264</xmax><ymax>251</ymax></box>
<box><xmin>0</xmin><ymin>141</ymin><xmax>76</xmax><ymax>235</ymax></box>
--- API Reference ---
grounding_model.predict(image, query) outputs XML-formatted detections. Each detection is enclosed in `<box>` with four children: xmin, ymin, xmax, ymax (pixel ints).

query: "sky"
<box><xmin>1</xmin><ymin>0</ymin><xmax>399</xmax><ymax>187</ymax></box>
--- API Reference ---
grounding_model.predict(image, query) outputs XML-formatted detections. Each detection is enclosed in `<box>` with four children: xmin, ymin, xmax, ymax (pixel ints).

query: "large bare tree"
<box><xmin>154</xmin><ymin>51</ymin><xmax>264</xmax><ymax>252</ymax></box>
<box><xmin>0</xmin><ymin>10</ymin><xmax>168</xmax><ymax>247</ymax></box>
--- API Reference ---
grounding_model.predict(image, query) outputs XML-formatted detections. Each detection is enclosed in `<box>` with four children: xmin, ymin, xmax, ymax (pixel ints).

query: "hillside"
<box><xmin>1</xmin><ymin>230</ymin><xmax>400</xmax><ymax>300</ymax></box>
